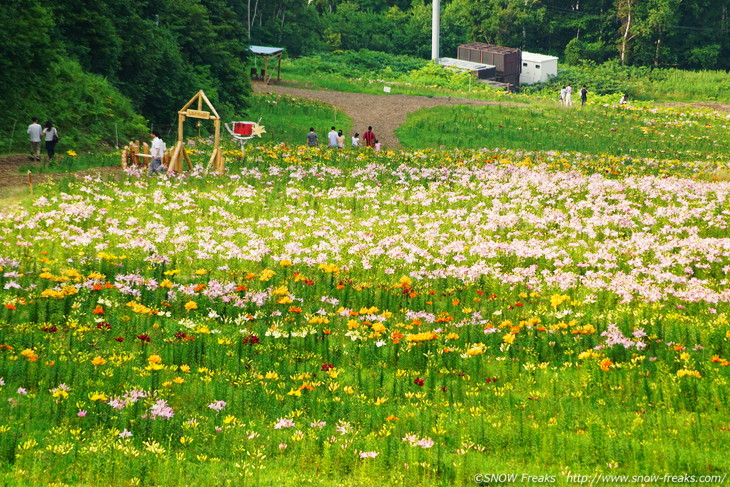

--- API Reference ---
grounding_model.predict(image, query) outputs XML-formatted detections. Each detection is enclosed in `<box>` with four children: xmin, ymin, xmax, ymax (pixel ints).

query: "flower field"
<box><xmin>1</xmin><ymin>144</ymin><xmax>730</xmax><ymax>485</ymax></box>
<box><xmin>398</xmin><ymin>102</ymin><xmax>730</xmax><ymax>163</ymax></box>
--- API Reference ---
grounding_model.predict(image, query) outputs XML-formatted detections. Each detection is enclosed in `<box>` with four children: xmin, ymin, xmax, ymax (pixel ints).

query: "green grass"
<box><xmin>272</xmin><ymin>55</ymin><xmax>516</xmax><ymax>102</ymax></box>
<box><xmin>241</xmin><ymin>92</ymin><xmax>353</xmax><ymax>146</ymax></box>
<box><xmin>274</xmin><ymin>51</ymin><xmax>730</xmax><ymax>104</ymax></box>
<box><xmin>20</xmin><ymin>150</ymin><xmax>121</xmax><ymax>174</ymax></box>
<box><xmin>396</xmin><ymin>101</ymin><xmax>730</xmax><ymax>162</ymax></box>
<box><xmin>637</xmin><ymin>68</ymin><xmax>730</xmax><ymax>102</ymax></box>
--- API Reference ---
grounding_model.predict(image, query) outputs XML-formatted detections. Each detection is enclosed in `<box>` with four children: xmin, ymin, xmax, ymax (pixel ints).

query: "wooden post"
<box><xmin>28</xmin><ymin>170</ymin><xmax>33</xmax><ymax>196</ymax></box>
<box><xmin>169</xmin><ymin>142</ymin><xmax>183</xmax><ymax>173</ymax></box>
<box><xmin>214</xmin><ymin>118</ymin><xmax>223</xmax><ymax>173</ymax></box>
<box><xmin>183</xmin><ymin>145</ymin><xmax>193</xmax><ymax>170</ymax></box>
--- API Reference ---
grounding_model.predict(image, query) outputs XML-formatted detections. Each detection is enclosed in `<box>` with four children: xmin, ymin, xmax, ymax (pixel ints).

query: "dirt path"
<box><xmin>0</xmin><ymin>155</ymin><xmax>121</xmax><ymax>199</ymax></box>
<box><xmin>661</xmin><ymin>101</ymin><xmax>730</xmax><ymax>112</ymax></box>
<box><xmin>253</xmin><ymin>81</ymin><xmax>525</xmax><ymax>149</ymax></box>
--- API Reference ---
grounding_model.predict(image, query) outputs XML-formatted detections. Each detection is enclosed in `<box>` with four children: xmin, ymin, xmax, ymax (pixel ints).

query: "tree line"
<box><xmin>0</xmin><ymin>0</ymin><xmax>251</xmax><ymax>144</ymax></box>
<box><xmin>252</xmin><ymin>0</ymin><xmax>729</xmax><ymax>70</ymax></box>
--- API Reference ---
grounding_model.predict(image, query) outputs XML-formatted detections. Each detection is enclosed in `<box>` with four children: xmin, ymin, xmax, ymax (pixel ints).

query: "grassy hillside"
<box><xmin>397</xmin><ymin>101</ymin><xmax>730</xmax><ymax>162</ymax></box>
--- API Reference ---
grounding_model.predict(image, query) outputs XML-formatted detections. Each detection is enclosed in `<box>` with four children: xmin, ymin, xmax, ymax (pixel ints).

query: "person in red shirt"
<box><xmin>362</xmin><ymin>126</ymin><xmax>376</xmax><ymax>148</ymax></box>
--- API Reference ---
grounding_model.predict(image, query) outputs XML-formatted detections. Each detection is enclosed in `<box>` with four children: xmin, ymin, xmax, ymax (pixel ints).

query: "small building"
<box><xmin>457</xmin><ymin>43</ymin><xmax>521</xmax><ymax>85</ymax></box>
<box><xmin>520</xmin><ymin>52</ymin><xmax>558</xmax><ymax>85</ymax></box>
<box><xmin>437</xmin><ymin>58</ymin><xmax>497</xmax><ymax>80</ymax></box>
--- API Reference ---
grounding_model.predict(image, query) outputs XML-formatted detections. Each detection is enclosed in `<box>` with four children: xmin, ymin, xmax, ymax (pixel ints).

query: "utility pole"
<box><xmin>432</xmin><ymin>0</ymin><xmax>440</xmax><ymax>60</ymax></box>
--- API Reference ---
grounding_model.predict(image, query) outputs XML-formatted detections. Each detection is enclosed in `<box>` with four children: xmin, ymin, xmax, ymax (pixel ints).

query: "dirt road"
<box><xmin>252</xmin><ymin>81</ymin><xmax>523</xmax><ymax>149</ymax></box>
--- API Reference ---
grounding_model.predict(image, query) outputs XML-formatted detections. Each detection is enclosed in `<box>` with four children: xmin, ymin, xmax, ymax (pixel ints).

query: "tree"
<box><xmin>0</xmin><ymin>0</ymin><xmax>59</xmax><ymax>93</ymax></box>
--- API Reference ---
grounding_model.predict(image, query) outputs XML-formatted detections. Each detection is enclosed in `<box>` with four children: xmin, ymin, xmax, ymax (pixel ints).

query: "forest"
<box><xmin>252</xmin><ymin>0</ymin><xmax>730</xmax><ymax>68</ymax></box>
<box><xmin>1</xmin><ymin>0</ymin><xmax>728</xmax><ymax>148</ymax></box>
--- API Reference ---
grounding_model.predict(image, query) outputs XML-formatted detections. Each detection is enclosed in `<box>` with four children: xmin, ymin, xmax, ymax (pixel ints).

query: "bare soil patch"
<box><xmin>0</xmin><ymin>155</ymin><xmax>121</xmax><ymax>198</ymax></box>
<box><xmin>661</xmin><ymin>101</ymin><xmax>730</xmax><ymax>112</ymax></box>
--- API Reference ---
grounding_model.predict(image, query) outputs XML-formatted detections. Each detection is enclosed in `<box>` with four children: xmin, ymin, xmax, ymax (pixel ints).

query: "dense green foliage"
<box><xmin>0</xmin><ymin>0</ymin><xmax>251</xmax><ymax>152</ymax></box>
<box><xmin>253</xmin><ymin>0</ymin><xmax>730</xmax><ymax>70</ymax></box>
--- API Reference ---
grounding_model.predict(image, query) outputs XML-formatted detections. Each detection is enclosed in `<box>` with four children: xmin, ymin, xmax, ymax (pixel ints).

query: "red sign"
<box><xmin>234</xmin><ymin>123</ymin><xmax>253</xmax><ymax>136</ymax></box>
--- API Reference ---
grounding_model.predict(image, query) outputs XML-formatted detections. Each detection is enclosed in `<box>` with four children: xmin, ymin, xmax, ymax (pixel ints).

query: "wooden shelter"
<box><xmin>169</xmin><ymin>90</ymin><xmax>224</xmax><ymax>174</ymax></box>
<box><xmin>249</xmin><ymin>45</ymin><xmax>284</xmax><ymax>84</ymax></box>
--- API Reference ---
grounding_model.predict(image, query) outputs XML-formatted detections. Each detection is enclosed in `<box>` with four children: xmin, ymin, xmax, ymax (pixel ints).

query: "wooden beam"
<box><xmin>179</xmin><ymin>91</ymin><xmax>203</xmax><ymax>112</ymax></box>
<box><xmin>182</xmin><ymin>145</ymin><xmax>193</xmax><ymax>170</ymax></box>
<box><xmin>168</xmin><ymin>141</ymin><xmax>183</xmax><ymax>173</ymax></box>
<box><xmin>199</xmin><ymin>91</ymin><xmax>221</xmax><ymax>119</ymax></box>
<box><xmin>177</xmin><ymin>113</ymin><xmax>186</xmax><ymax>143</ymax></box>
<box><xmin>213</xmin><ymin>118</ymin><xmax>223</xmax><ymax>173</ymax></box>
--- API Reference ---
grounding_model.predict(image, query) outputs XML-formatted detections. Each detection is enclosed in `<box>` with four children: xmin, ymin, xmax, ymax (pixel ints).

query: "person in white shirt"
<box><xmin>41</xmin><ymin>120</ymin><xmax>59</xmax><ymax>162</ymax></box>
<box><xmin>565</xmin><ymin>84</ymin><xmax>573</xmax><ymax>106</ymax></box>
<box><xmin>149</xmin><ymin>131</ymin><xmax>164</xmax><ymax>175</ymax></box>
<box><xmin>27</xmin><ymin>117</ymin><xmax>42</xmax><ymax>161</ymax></box>
<box><xmin>328</xmin><ymin>126</ymin><xmax>338</xmax><ymax>148</ymax></box>
<box><xmin>352</xmin><ymin>132</ymin><xmax>360</xmax><ymax>147</ymax></box>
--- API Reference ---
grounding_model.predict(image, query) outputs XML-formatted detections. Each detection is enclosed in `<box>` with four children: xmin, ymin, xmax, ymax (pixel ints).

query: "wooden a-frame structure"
<box><xmin>168</xmin><ymin>90</ymin><xmax>224</xmax><ymax>174</ymax></box>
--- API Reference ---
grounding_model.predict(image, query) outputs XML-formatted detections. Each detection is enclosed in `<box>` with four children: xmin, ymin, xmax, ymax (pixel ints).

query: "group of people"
<box><xmin>559</xmin><ymin>84</ymin><xmax>589</xmax><ymax>107</ymax></box>
<box><xmin>307</xmin><ymin>126</ymin><xmax>380</xmax><ymax>151</ymax></box>
<box><xmin>559</xmin><ymin>85</ymin><xmax>630</xmax><ymax>107</ymax></box>
<box><xmin>27</xmin><ymin>117</ymin><xmax>59</xmax><ymax>162</ymax></box>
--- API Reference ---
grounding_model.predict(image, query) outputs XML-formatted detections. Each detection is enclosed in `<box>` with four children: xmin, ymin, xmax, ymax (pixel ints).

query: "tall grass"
<box><xmin>523</xmin><ymin>60</ymin><xmax>730</xmax><ymax>103</ymax></box>
<box><xmin>276</xmin><ymin>51</ymin><xmax>730</xmax><ymax>104</ymax></box>
<box><xmin>637</xmin><ymin>69</ymin><xmax>730</xmax><ymax>102</ymax></box>
<box><xmin>396</xmin><ymin>102</ymin><xmax>730</xmax><ymax>162</ymax></box>
<box><xmin>242</xmin><ymin>93</ymin><xmax>353</xmax><ymax>146</ymax></box>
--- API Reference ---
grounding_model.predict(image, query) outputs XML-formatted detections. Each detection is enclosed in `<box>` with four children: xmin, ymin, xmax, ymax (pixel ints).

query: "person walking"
<box><xmin>328</xmin><ymin>126</ymin><xmax>338</xmax><ymax>148</ymax></box>
<box><xmin>336</xmin><ymin>130</ymin><xmax>345</xmax><ymax>149</ymax></box>
<box><xmin>352</xmin><ymin>132</ymin><xmax>360</xmax><ymax>147</ymax></box>
<box><xmin>374</xmin><ymin>139</ymin><xmax>381</xmax><ymax>152</ymax></box>
<box><xmin>27</xmin><ymin>117</ymin><xmax>42</xmax><ymax>161</ymax></box>
<box><xmin>306</xmin><ymin>127</ymin><xmax>318</xmax><ymax>147</ymax></box>
<box><xmin>580</xmin><ymin>85</ymin><xmax>588</xmax><ymax>106</ymax></box>
<box><xmin>565</xmin><ymin>84</ymin><xmax>573</xmax><ymax>106</ymax></box>
<box><xmin>559</xmin><ymin>87</ymin><xmax>566</xmax><ymax>106</ymax></box>
<box><xmin>41</xmin><ymin>121</ymin><xmax>59</xmax><ymax>162</ymax></box>
<box><xmin>363</xmin><ymin>126</ymin><xmax>376</xmax><ymax>148</ymax></box>
<box><xmin>148</xmin><ymin>131</ymin><xmax>164</xmax><ymax>176</ymax></box>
